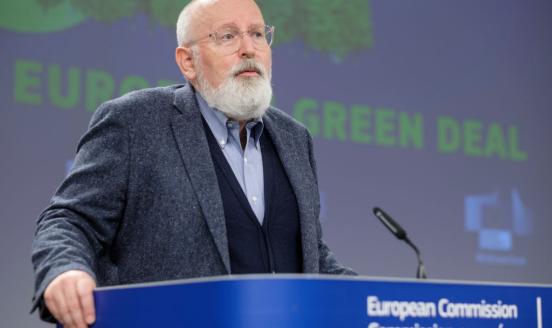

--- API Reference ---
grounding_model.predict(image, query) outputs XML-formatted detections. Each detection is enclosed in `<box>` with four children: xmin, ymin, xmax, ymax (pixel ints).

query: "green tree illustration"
<box><xmin>39</xmin><ymin>0</ymin><xmax>373</xmax><ymax>59</ymax></box>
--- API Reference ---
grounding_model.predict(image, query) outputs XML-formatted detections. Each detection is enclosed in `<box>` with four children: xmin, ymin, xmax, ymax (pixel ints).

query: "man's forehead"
<box><xmin>194</xmin><ymin>0</ymin><xmax>265</xmax><ymax>32</ymax></box>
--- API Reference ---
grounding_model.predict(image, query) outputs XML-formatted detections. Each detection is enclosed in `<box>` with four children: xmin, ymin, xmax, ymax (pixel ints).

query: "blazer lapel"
<box><xmin>170</xmin><ymin>84</ymin><xmax>231</xmax><ymax>273</ymax></box>
<box><xmin>263</xmin><ymin>111</ymin><xmax>319</xmax><ymax>273</ymax></box>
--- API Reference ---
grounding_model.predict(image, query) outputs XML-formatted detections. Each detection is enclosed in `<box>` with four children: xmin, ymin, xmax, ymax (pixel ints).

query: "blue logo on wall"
<box><xmin>464</xmin><ymin>189</ymin><xmax>532</xmax><ymax>266</ymax></box>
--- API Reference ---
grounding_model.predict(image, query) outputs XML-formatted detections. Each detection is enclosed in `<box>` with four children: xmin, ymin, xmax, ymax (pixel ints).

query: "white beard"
<box><xmin>195</xmin><ymin>57</ymin><xmax>272</xmax><ymax>121</ymax></box>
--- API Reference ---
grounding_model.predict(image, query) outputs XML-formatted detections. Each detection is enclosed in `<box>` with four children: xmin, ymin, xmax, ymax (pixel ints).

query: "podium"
<box><xmin>84</xmin><ymin>275</ymin><xmax>550</xmax><ymax>327</ymax></box>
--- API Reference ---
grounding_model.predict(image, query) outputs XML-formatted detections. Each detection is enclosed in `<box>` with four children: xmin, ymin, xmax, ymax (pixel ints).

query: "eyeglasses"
<box><xmin>186</xmin><ymin>25</ymin><xmax>275</xmax><ymax>55</ymax></box>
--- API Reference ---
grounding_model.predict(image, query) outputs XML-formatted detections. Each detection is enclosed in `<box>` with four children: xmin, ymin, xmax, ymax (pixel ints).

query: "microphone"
<box><xmin>372</xmin><ymin>207</ymin><xmax>428</xmax><ymax>279</ymax></box>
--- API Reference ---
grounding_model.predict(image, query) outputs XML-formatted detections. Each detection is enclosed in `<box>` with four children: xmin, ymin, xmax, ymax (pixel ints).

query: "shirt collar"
<box><xmin>195</xmin><ymin>90</ymin><xmax>264</xmax><ymax>149</ymax></box>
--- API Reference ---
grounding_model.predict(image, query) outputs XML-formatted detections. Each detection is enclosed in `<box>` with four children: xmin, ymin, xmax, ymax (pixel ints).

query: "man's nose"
<box><xmin>238</xmin><ymin>33</ymin><xmax>256</xmax><ymax>58</ymax></box>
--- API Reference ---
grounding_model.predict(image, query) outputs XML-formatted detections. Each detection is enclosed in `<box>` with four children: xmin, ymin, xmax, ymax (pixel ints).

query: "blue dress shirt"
<box><xmin>196</xmin><ymin>92</ymin><xmax>266</xmax><ymax>224</ymax></box>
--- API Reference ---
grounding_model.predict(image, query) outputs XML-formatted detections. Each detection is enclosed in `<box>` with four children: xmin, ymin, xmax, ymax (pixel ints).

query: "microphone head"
<box><xmin>372</xmin><ymin>207</ymin><xmax>407</xmax><ymax>240</ymax></box>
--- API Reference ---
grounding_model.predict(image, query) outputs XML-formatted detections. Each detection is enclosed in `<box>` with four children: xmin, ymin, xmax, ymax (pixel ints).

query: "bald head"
<box><xmin>176</xmin><ymin>0</ymin><xmax>264</xmax><ymax>46</ymax></box>
<box><xmin>176</xmin><ymin>0</ymin><xmax>210</xmax><ymax>46</ymax></box>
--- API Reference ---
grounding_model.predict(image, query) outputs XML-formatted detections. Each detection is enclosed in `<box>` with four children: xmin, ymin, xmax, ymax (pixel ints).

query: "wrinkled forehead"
<box><xmin>193</xmin><ymin>0</ymin><xmax>265</xmax><ymax>35</ymax></box>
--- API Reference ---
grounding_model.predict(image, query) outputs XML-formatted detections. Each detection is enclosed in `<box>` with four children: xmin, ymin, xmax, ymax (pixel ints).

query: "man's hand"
<box><xmin>43</xmin><ymin>270</ymin><xmax>96</xmax><ymax>328</ymax></box>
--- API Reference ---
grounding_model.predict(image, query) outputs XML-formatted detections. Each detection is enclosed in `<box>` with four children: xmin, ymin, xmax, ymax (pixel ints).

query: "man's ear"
<box><xmin>175</xmin><ymin>46</ymin><xmax>197</xmax><ymax>82</ymax></box>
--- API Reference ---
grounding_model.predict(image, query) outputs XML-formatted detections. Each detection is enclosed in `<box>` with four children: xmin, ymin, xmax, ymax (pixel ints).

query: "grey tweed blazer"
<box><xmin>31</xmin><ymin>84</ymin><xmax>355</xmax><ymax>319</ymax></box>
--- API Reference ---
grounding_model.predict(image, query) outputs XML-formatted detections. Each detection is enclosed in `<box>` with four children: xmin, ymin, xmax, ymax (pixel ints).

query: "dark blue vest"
<box><xmin>203</xmin><ymin>120</ymin><xmax>303</xmax><ymax>274</ymax></box>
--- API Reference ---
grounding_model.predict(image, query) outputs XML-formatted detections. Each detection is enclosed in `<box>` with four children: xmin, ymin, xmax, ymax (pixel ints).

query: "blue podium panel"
<box><xmin>87</xmin><ymin>275</ymin><xmax>551</xmax><ymax>328</ymax></box>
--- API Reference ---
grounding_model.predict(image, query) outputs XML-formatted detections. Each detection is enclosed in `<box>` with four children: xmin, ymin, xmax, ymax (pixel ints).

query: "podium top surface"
<box><xmin>89</xmin><ymin>274</ymin><xmax>551</xmax><ymax>328</ymax></box>
<box><xmin>95</xmin><ymin>273</ymin><xmax>552</xmax><ymax>291</ymax></box>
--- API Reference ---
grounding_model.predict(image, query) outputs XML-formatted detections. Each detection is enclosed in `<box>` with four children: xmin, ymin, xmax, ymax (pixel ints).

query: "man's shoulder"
<box><xmin>89</xmin><ymin>84</ymin><xmax>187</xmax><ymax>127</ymax></box>
<box><xmin>99</xmin><ymin>85</ymin><xmax>182</xmax><ymax>113</ymax></box>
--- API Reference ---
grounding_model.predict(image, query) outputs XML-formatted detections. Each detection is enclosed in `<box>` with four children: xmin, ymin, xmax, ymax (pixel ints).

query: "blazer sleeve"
<box><xmin>31</xmin><ymin>101</ymin><xmax>130</xmax><ymax>321</ymax></box>
<box><xmin>306</xmin><ymin>131</ymin><xmax>358</xmax><ymax>276</ymax></box>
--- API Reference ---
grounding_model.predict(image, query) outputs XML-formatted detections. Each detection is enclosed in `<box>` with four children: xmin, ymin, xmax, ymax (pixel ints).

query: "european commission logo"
<box><xmin>464</xmin><ymin>189</ymin><xmax>532</xmax><ymax>266</ymax></box>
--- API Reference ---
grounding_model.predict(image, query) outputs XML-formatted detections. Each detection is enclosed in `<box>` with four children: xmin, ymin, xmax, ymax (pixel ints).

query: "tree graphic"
<box><xmin>37</xmin><ymin>0</ymin><xmax>373</xmax><ymax>59</ymax></box>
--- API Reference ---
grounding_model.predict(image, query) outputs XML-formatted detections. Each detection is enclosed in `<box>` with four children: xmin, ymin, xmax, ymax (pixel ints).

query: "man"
<box><xmin>31</xmin><ymin>0</ymin><xmax>355</xmax><ymax>327</ymax></box>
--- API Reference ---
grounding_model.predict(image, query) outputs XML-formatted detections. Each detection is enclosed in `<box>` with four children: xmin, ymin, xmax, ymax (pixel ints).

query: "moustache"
<box><xmin>231</xmin><ymin>59</ymin><xmax>267</xmax><ymax>78</ymax></box>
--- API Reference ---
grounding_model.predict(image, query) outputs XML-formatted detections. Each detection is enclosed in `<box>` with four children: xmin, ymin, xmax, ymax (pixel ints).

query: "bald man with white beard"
<box><xmin>31</xmin><ymin>1</ymin><xmax>356</xmax><ymax>327</ymax></box>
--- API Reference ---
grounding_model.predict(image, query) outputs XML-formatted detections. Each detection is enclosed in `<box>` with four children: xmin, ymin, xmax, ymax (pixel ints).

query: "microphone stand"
<box><xmin>373</xmin><ymin>207</ymin><xmax>428</xmax><ymax>279</ymax></box>
<box><xmin>404</xmin><ymin>236</ymin><xmax>427</xmax><ymax>279</ymax></box>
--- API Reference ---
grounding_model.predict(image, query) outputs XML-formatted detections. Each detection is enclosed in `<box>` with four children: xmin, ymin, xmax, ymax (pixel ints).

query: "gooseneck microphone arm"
<box><xmin>403</xmin><ymin>237</ymin><xmax>428</xmax><ymax>279</ymax></box>
<box><xmin>372</xmin><ymin>207</ymin><xmax>428</xmax><ymax>279</ymax></box>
